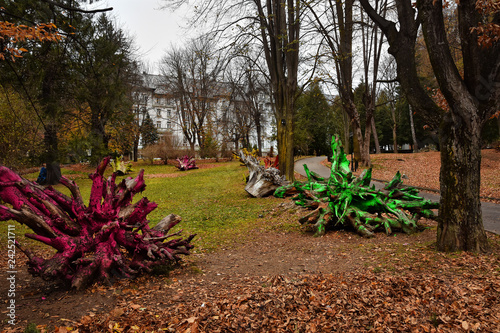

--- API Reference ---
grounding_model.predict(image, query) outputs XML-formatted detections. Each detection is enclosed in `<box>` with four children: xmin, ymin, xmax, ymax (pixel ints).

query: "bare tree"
<box><xmin>360</xmin><ymin>0</ymin><xmax>499</xmax><ymax>252</ymax></box>
<box><xmin>162</xmin><ymin>0</ymin><xmax>300</xmax><ymax>180</ymax></box>
<box><xmin>360</xmin><ymin>2</ymin><xmax>388</xmax><ymax>155</ymax></box>
<box><xmin>131</xmin><ymin>70</ymin><xmax>155</xmax><ymax>162</ymax></box>
<box><xmin>379</xmin><ymin>57</ymin><xmax>401</xmax><ymax>153</ymax></box>
<box><xmin>304</xmin><ymin>0</ymin><xmax>388</xmax><ymax>166</ymax></box>
<box><xmin>160</xmin><ymin>37</ymin><xmax>227</xmax><ymax>152</ymax></box>
<box><xmin>224</xmin><ymin>57</ymin><xmax>270</xmax><ymax>154</ymax></box>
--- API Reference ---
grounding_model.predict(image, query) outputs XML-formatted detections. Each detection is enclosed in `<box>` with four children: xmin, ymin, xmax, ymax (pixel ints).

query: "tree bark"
<box><xmin>437</xmin><ymin>114</ymin><xmax>488</xmax><ymax>252</ymax></box>
<box><xmin>420</xmin><ymin>0</ymin><xmax>492</xmax><ymax>252</ymax></box>
<box><xmin>371</xmin><ymin>117</ymin><xmax>381</xmax><ymax>154</ymax></box>
<box><xmin>276</xmin><ymin>106</ymin><xmax>295</xmax><ymax>180</ymax></box>
<box><xmin>43</xmin><ymin>123</ymin><xmax>61</xmax><ymax>185</ymax></box>
<box><xmin>409</xmin><ymin>105</ymin><xmax>418</xmax><ymax>152</ymax></box>
<box><xmin>255</xmin><ymin>114</ymin><xmax>263</xmax><ymax>156</ymax></box>
<box><xmin>391</xmin><ymin>102</ymin><xmax>398</xmax><ymax>153</ymax></box>
<box><xmin>343</xmin><ymin>111</ymin><xmax>350</xmax><ymax>155</ymax></box>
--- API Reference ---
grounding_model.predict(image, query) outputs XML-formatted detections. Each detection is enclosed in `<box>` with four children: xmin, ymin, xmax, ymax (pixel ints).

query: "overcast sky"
<box><xmin>88</xmin><ymin>0</ymin><xmax>192</xmax><ymax>72</ymax></box>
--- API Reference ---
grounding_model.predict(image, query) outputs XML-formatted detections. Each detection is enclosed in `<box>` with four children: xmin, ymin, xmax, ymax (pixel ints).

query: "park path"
<box><xmin>295</xmin><ymin>156</ymin><xmax>500</xmax><ymax>235</ymax></box>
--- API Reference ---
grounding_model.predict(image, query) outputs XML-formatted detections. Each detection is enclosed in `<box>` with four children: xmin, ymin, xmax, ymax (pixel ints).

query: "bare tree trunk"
<box><xmin>343</xmin><ymin>111</ymin><xmax>350</xmax><ymax>155</ymax></box>
<box><xmin>254</xmin><ymin>0</ymin><xmax>300</xmax><ymax>181</ymax></box>
<box><xmin>352</xmin><ymin>125</ymin><xmax>361</xmax><ymax>165</ymax></box>
<box><xmin>133</xmin><ymin>141</ymin><xmax>139</xmax><ymax>162</ymax></box>
<box><xmin>43</xmin><ymin>123</ymin><xmax>61</xmax><ymax>185</ymax></box>
<box><xmin>360</xmin><ymin>118</ymin><xmax>372</xmax><ymax>166</ymax></box>
<box><xmin>276</xmin><ymin>104</ymin><xmax>295</xmax><ymax>180</ymax></box>
<box><xmin>349</xmin><ymin>99</ymin><xmax>372</xmax><ymax>167</ymax></box>
<box><xmin>359</xmin><ymin>0</ymin><xmax>497</xmax><ymax>252</ymax></box>
<box><xmin>497</xmin><ymin>115</ymin><xmax>500</xmax><ymax>140</ymax></box>
<box><xmin>371</xmin><ymin>117</ymin><xmax>381</xmax><ymax>154</ymax></box>
<box><xmin>409</xmin><ymin>105</ymin><xmax>418</xmax><ymax>152</ymax></box>
<box><xmin>0</xmin><ymin>159</ymin><xmax>194</xmax><ymax>289</ymax></box>
<box><xmin>256</xmin><ymin>117</ymin><xmax>263</xmax><ymax>156</ymax></box>
<box><xmin>391</xmin><ymin>102</ymin><xmax>398</xmax><ymax>153</ymax></box>
<box><xmin>437</xmin><ymin>114</ymin><xmax>488</xmax><ymax>252</ymax></box>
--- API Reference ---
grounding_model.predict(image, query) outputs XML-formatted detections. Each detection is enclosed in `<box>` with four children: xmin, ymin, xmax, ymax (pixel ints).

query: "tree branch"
<box><xmin>377</xmin><ymin>79</ymin><xmax>398</xmax><ymax>83</ymax></box>
<box><xmin>40</xmin><ymin>0</ymin><xmax>113</xmax><ymax>13</ymax></box>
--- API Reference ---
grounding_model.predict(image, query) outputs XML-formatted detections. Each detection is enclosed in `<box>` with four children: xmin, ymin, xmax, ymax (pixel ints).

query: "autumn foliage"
<box><xmin>0</xmin><ymin>21</ymin><xmax>61</xmax><ymax>61</ymax></box>
<box><xmin>472</xmin><ymin>0</ymin><xmax>500</xmax><ymax>48</ymax></box>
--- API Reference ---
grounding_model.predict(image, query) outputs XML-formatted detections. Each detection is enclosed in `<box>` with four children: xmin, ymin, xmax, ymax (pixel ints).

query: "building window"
<box><xmin>156</xmin><ymin>121</ymin><xmax>162</xmax><ymax>129</ymax></box>
<box><xmin>167</xmin><ymin>109</ymin><xmax>172</xmax><ymax>117</ymax></box>
<box><xmin>156</xmin><ymin>109</ymin><xmax>162</xmax><ymax>117</ymax></box>
<box><xmin>167</xmin><ymin>121</ymin><xmax>172</xmax><ymax>129</ymax></box>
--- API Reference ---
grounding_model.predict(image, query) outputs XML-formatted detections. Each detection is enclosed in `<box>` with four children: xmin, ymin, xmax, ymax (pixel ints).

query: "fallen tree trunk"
<box><xmin>238</xmin><ymin>151</ymin><xmax>288</xmax><ymax>198</ymax></box>
<box><xmin>0</xmin><ymin>158</ymin><xmax>194</xmax><ymax>289</ymax></box>
<box><xmin>274</xmin><ymin>135</ymin><xmax>439</xmax><ymax>237</ymax></box>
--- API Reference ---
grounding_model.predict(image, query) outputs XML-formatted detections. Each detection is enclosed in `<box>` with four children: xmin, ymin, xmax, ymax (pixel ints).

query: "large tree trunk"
<box><xmin>276</xmin><ymin>104</ymin><xmax>295</xmax><ymax>181</ymax></box>
<box><xmin>133</xmin><ymin>139</ymin><xmax>139</xmax><ymax>162</ymax></box>
<box><xmin>355</xmin><ymin>115</ymin><xmax>372</xmax><ymax>167</ymax></box>
<box><xmin>359</xmin><ymin>0</ymin><xmax>497</xmax><ymax>253</ymax></box>
<box><xmin>89</xmin><ymin>109</ymin><xmax>110</xmax><ymax>165</ymax></box>
<box><xmin>437</xmin><ymin>114</ymin><xmax>489</xmax><ymax>252</ymax></box>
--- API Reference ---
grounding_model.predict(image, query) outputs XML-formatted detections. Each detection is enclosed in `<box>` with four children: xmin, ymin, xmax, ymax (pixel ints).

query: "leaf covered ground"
<box><xmin>352</xmin><ymin>149</ymin><xmax>500</xmax><ymax>201</ymax></box>
<box><xmin>1</xmin><ymin>154</ymin><xmax>499</xmax><ymax>332</ymax></box>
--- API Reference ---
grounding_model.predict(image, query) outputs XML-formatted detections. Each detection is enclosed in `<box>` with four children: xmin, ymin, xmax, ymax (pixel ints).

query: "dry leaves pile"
<box><xmin>351</xmin><ymin>150</ymin><xmax>500</xmax><ymax>201</ymax></box>
<box><xmin>68</xmin><ymin>248</ymin><xmax>500</xmax><ymax>333</ymax></box>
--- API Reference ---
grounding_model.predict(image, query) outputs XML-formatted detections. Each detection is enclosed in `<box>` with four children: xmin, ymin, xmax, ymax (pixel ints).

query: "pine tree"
<box><xmin>140</xmin><ymin>113</ymin><xmax>159</xmax><ymax>147</ymax></box>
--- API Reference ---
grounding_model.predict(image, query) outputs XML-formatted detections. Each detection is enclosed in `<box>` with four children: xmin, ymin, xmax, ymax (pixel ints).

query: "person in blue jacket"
<box><xmin>36</xmin><ymin>163</ymin><xmax>47</xmax><ymax>185</ymax></box>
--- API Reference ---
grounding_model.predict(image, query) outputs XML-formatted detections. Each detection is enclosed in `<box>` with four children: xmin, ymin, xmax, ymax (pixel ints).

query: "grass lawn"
<box><xmin>0</xmin><ymin>160</ymin><xmax>279</xmax><ymax>253</ymax></box>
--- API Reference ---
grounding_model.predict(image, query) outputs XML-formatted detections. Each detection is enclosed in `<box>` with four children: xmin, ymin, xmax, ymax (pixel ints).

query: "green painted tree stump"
<box><xmin>274</xmin><ymin>135</ymin><xmax>439</xmax><ymax>237</ymax></box>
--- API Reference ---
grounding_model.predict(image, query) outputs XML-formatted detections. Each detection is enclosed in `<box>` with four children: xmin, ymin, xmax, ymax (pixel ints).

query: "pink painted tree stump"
<box><xmin>176</xmin><ymin>155</ymin><xmax>199</xmax><ymax>171</ymax></box>
<box><xmin>0</xmin><ymin>158</ymin><xmax>195</xmax><ymax>289</ymax></box>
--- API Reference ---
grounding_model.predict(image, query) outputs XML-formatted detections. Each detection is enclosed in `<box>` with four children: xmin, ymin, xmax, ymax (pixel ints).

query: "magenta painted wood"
<box><xmin>0</xmin><ymin>159</ymin><xmax>194</xmax><ymax>289</ymax></box>
<box><xmin>175</xmin><ymin>156</ymin><xmax>199</xmax><ymax>171</ymax></box>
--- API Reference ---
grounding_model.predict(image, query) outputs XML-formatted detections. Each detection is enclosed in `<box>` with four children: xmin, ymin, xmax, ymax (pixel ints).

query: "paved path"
<box><xmin>295</xmin><ymin>156</ymin><xmax>500</xmax><ymax>235</ymax></box>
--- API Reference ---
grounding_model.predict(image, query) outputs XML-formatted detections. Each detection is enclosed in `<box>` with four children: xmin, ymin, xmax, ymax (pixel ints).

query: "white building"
<box><xmin>134</xmin><ymin>73</ymin><xmax>277</xmax><ymax>156</ymax></box>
